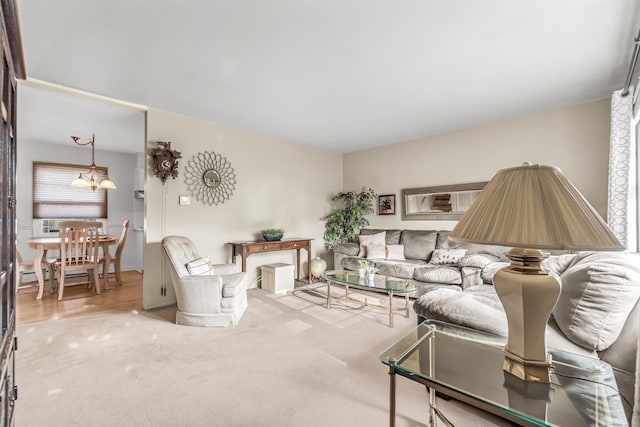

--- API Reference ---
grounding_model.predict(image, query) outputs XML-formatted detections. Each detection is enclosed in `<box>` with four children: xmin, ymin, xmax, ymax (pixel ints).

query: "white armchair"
<box><xmin>162</xmin><ymin>236</ymin><xmax>248</xmax><ymax>327</ymax></box>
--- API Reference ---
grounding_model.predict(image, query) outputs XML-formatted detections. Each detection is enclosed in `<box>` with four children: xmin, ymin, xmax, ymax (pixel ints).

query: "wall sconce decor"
<box><xmin>184</xmin><ymin>151</ymin><xmax>236</xmax><ymax>206</ymax></box>
<box><xmin>70</xmin><ymin>134</ymin><xmax>117</xmax><ymax>191</ymax></box>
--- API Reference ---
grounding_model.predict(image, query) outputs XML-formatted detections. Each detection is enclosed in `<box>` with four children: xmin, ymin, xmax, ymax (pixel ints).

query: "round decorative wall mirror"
<box><xmin>203</xmin><ymin>170</ymin><xmax>221</xmax><ymax>188</ymax></box>
<box><xmin>184</xmin><ymin>151</ymin><xmax>236</xmax><ymax>206</ymax></box>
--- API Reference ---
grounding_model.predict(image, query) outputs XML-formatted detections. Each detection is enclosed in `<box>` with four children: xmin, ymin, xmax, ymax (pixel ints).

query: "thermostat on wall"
<box><xmin>179</xmin><ymin>195</ymin><xmax>190</xmax><ymax>206</ymax></box>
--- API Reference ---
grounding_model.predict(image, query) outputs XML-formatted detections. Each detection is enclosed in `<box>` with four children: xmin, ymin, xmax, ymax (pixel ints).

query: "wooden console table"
<box><xmin>228</xmin><ymin>238</ymin><xmax>313</xmax><ymax>283</ymax></box>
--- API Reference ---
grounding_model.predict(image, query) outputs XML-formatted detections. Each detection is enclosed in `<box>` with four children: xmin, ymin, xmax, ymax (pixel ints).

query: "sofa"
<box><xmin>413</xmin><ymin>250</ymin><xmax>640</xmax><ymax>425</ymax></box>
<box><xmin>334</xmin><ymin>228</ymin><xmax>639</xmax><ymax>423</ymax></box>
<box><xmin>333</xmin><ymin>228</ymin><xmax>511</xmax><ymax>297</ymax></box>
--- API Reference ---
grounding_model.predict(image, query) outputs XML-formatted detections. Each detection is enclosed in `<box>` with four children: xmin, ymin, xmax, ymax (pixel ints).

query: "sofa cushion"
<box><xmin>461</xmin><ymin>266</ymin><xmax>483</xmax><ymax>288</ymax></box>
<box><xmin>437</xmin><ymin>230</ymin><xmax>509</xmax><ymax>261</ymax></box>
<box><xmin>413</xmin><ymin>286</ymin><xmax>507</xmax><ymax>336</ymax></box>
<box><xmin>400</xmin><ymin>230</ymin><xmax>437</xmax><ymax>261</ymax></box>
<box><xmin>358</xmin><ymin>232</ymin><xmax>385</xmax><ymax>257</ymax></box>
<box><xmin>373</xmin><ymin>260</ymin><xmax>423</xmax><ymax>279</ymax></box>
<box><xmin>430</xmin><ymin>248</ymin><xmax>467</xmax><ymax>265</ymax></box>
<box><xmin>552</xmin><ymin>252</ymin><xmax>640</xmax><ymax>351</ymax></box>
<box><xmin>481</xmin><ymin>261</ymin><xmax>509</xmax><ymax>284</ymax></box>
<box><xmin>414</xmin><ymin>264</ymin><xmax>462</xmax><ymax>284</ymax></box>
<box><xmin>360</xmin><ymin>229</ymin><xmax>402</xmax><ymax>245</ymax></box>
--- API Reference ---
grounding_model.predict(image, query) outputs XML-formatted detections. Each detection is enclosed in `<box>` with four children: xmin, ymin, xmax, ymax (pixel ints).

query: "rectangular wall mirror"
<box><xmin>401</xmin><ymin>182</ymin><xmax>488</xmax><ymax>220</ymax></box>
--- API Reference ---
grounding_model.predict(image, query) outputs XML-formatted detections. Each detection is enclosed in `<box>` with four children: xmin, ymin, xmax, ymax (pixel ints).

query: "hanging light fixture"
<box><xmin>70</xmin><ymin>134</ymin><xmax>117</xmax><ymax>191</ymax></box>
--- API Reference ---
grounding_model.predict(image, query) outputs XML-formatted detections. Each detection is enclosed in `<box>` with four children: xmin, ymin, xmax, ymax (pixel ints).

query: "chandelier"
<box><xmin>70</xmin><ymin>134</ymin><xmax>117</xmax><ymax>191</ymax></box>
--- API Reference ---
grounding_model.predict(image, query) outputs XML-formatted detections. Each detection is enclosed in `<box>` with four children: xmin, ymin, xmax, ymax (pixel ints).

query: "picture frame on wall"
<box><xmin>378</xmin><ymin>194</ymin><xmax>396</xmax><ymax>215</ymax></box>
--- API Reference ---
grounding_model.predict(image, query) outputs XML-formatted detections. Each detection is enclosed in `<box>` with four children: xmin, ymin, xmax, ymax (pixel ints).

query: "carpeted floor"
<box><xmin>16</xmin><ymin>283</ymin><xmax>512</xmax><ymax>426</ymax></box>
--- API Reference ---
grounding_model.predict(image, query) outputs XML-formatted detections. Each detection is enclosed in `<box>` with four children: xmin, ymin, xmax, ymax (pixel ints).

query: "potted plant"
<box><xmin>324</xmin><ymin>188</ymin><xmax>377</xmax><ymax>249</ymax></box>
<box><xmin>357</xmin><ymin>259</ymin><xmax>369</xmax><ymax>279</ymax></box>
<box><xmin>262</xmin><ymin>228</ymin><xmax>284</xmax><ymax>241</ymax></box>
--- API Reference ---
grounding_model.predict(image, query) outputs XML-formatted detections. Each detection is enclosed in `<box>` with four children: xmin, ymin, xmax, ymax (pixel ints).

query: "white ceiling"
<box><xmin>16</xmin><ymin>0</ymin><xmax>640</xmax><ymax>153</ymax></box>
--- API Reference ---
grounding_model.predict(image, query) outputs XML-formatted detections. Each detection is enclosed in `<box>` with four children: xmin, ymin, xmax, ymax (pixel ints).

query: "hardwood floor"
<box><xmin>16</xmin><ymin>270</ymin><xmax>143</xmax><ymax>324</ymax></box>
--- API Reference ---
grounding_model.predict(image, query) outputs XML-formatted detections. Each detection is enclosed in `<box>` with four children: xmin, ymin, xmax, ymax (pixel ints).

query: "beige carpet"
<box><xmin>16</xmin><ymin>283</ymin><xmax>512</xmax><ymax>426</ymax></box>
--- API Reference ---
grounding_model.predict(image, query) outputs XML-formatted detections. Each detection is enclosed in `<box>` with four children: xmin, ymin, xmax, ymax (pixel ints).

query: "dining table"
<box><xmin>27</xmin><ymin>235</ymin><xmax>118</xmax><ymax>299</ymax></box>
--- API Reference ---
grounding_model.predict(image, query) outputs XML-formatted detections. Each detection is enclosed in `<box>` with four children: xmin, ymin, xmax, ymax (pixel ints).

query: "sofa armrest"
<box><xmin>334</xmin><ymin>243</ymin><xmax>360</xmax><ymax>256</ymax></box>
<box><xmin>212</xmin><ymin>263</ymin><xmax>239</xmax><ymax>275</ymax></box>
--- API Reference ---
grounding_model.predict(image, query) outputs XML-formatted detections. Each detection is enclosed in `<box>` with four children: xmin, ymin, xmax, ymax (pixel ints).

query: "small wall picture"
<box><xmin>378</xmin><ymin>194</ymin><xmax>396</xmax><ymax>215</ymax></box>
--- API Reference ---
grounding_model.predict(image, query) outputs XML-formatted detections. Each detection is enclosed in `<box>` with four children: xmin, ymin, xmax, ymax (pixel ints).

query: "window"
<box><xmin>32</xmin><ymin>162</ymin><xmax>108</xmax><ymax>219</ymax></box>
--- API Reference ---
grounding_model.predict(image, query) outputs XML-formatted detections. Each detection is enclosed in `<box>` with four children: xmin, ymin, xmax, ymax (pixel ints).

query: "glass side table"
<box><xmin>379</xmin><ymin>320</ymin><xmax>629</xmax><ymax>427</ymax></box>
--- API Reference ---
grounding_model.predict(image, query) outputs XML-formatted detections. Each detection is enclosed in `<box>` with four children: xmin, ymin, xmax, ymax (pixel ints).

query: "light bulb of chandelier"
<box><xmin>71</xmin><ymin>175</ymin><xmax>91</xmax><ymax>189</ymax></box>
<box><xmin>99</xmin><ymin>177</ymin><xmax>117</xmax><ymax>190</ymax></box>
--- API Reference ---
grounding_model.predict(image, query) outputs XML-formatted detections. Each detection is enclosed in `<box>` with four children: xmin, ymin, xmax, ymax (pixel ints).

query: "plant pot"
<box><xmin>358</xmin><ymin>269</ymin><xmax>366</xmax><ymax>279</ymax></box>
<box><xmin>263</xmin><ymin>233</ymin><xmax>283</xmax><ymax>241</ymax></box>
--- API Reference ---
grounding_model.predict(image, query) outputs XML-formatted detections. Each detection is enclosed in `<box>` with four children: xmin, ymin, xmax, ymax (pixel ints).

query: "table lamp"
<box><xmin>450</xmin><ymin>163</ymin><xmax>624</xmax><ymax>382</ymax></box>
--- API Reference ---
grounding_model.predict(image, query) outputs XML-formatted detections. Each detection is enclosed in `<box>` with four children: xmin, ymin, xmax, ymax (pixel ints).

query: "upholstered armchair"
<box><xmin>162</xmin><ymin>236</ymin><xmax>248</xmax><ymax>327</ymax></box>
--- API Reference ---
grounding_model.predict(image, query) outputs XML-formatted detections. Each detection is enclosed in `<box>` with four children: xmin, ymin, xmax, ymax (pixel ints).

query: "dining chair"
<box><xmin>16</xmin><ymin>245</ymin><xmax>56</xmax><ymax>293</ymax></box>
<box><xmin>55</xmin><ymin>220</ymin><xmax>102</xmax><ymax>300</ymax></box>
<box><xmin>100</xmin><ymin>219</ymin><xmax>129</xmax><ymax>286</ymax></box>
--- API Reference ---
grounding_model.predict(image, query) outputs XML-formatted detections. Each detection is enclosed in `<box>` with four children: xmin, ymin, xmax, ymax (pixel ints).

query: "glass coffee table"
<box><xmin>322</xmin><ymin>270</ymin><xmax>417</xmax><ymax>327</ymax></box>
<box><xmin>379</xmin><ymin>320</ymin><xmax>629</xmax><ymax>426</ymax></box>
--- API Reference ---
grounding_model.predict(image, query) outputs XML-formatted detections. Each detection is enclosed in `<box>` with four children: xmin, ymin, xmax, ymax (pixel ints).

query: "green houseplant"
<box><xmin>324</xmin><ymin>188</ymin><xmax>377</xmax><ymax>249</ymax></box>
<box><xmin>262</xmin><ymin>228</ymin><xmax>284</xmax><ymax>241</ymax></box>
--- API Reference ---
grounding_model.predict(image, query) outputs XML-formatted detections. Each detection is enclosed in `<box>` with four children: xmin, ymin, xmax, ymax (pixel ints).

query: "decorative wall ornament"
<box><xmin>184</xmin><ymin>151</ymin><xmax>236</xmax><ymax>206</ymax></box>
<box><xmin>152</xmin><ymin>141</ymin><xmax>182</xmax><ymax>183</ymax></box>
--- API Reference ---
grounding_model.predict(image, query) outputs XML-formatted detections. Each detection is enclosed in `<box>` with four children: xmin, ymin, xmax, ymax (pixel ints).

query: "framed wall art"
<box><xmin>401</xmin><ymin>182</ymin><xmax>487</xmax><ymax>220</ymax></box>
<box><xmin>378</xmin><ymin>194</ymin><xmax>396</xmax><ymax>215</ymax></box>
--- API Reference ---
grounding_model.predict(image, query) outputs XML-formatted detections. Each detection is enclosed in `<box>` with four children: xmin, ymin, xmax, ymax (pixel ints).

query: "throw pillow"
<box><xmin>386</xmin><ymin>245</ymin><xmax>405</xmax><ymax>261</ymax></box>
<box><xmin>358</xmin><ymin>231</ymin><xmax>386</xmax><ymax>258</ymax></box>
<box><xmin>366</xmin><ymin>244</ymin><xmax>387</xmax><ymax>259</ymax></box>
<box><xmin>552</xmin><ymin>252</ymin><xmax>640</xmax><ymax>351</ymax></box>
<box><xmin>430</xmin><ymin>248</ymin><xmax>467</xmax><ymax>265</ymax></box>
<box><xmin>458</xmin><ymin>254</ymin><xmax>493</xmax><ymax>268</ymax></box>
<box><xmin>186</xmin><ymin>257</ymin><xmax>214</xmax><ymax>276</ymax></box>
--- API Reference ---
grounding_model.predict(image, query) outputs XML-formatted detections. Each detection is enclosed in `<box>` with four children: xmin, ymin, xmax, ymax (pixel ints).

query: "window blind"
<box><xmin>32</xmin><ymin>162</ymin><xmax>108</xmax><ymax>219</ymax></box>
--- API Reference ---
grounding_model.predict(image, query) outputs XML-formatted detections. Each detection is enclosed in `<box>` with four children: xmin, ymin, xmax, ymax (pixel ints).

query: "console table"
<box><xmin>228</xmin><ymin>238</ymin><xmax>313</xmax><ymax>283</ymax></box>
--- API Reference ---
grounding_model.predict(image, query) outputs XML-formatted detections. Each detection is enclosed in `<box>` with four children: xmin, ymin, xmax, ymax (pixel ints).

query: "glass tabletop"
<box><xmin>322</xmin><ymin>270</ymin><xmax>417</xmax><ymax>293</ymax></box>
<box><xmin>379</xmin><ymin>320</ymin><xmax>629</xmax><ymax>427</ymax></box>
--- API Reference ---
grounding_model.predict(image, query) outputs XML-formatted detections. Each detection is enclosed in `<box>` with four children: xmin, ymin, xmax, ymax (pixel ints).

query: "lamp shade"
<box><xmin>450</xmin><ymin>164</ymin><xmax>624</xmax><ymax>251</ymax></box>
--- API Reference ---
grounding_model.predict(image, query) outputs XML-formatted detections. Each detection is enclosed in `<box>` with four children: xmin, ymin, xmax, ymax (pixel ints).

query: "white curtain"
<box><xmin>608</xmin><ymin>87</ymin><xmax>639</xmax><ymax>252</ymax></box>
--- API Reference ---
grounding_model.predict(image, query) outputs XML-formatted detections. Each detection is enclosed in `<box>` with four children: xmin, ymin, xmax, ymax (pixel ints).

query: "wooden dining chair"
<box><xmin>100</xmin><ymin>219</ymin><xmax>129</xmax><ymax>286</ymax></box>
<box><xmin>16</xmin><ymin>245</ymin><xmax>56</xmax><ymax>293</ymax></box>
<box><xmin>55</xmin><ymin>220</ymin><xmax>102</xmax><ymax>300</ymax></box>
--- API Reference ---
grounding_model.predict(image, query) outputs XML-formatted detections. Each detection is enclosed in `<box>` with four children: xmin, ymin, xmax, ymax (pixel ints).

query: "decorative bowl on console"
<box><xmin>262</xmin><ymin>228</ymin><xmax>284</xmax><ymax>241</ymax></box>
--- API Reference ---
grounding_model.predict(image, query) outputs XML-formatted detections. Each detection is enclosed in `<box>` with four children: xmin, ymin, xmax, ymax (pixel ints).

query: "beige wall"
<box><xmin>144</xmin><ymin>109</ymin><xmax>343</xmax><ymax>309</ymax></box>
<box><xmin>343</xmin><ymin>98</ymin><xmax>611</xmax><ymax>231</ymax></box>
